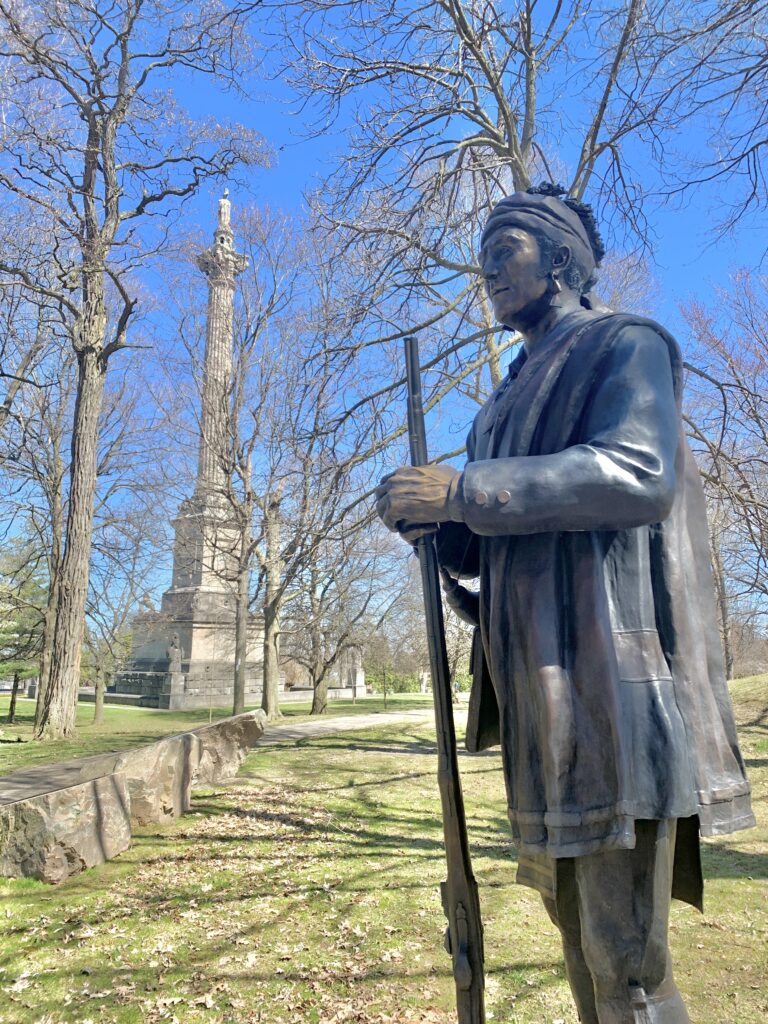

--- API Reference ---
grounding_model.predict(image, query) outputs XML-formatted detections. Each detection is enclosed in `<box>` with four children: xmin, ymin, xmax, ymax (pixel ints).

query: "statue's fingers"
<box><xmin>379</xmin><ymin>502</ymin><xmax>406</xmax><ymax>534</ymax></box>
<box><xmin>375</xmin><ymin>495</ymin><xmax>393</xmax><ymax>526</ymax></box>
<box><xmin>400</xmin><ymin>522</ymin><xmax>437</xmax><ymax>543</ymax></box>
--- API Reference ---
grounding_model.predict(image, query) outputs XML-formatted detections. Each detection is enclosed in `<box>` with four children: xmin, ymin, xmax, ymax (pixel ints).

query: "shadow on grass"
<box><xmin>3</xmin><ymin>714</ymin><xmax>763</xmax><ymax>1024</ymax></box>
<box><xmin>0</xmin><ymin>735</ymin><xmax>519</xmax><ymax>989</ymax></box>
<box><xmin>738</xmin><ymin>709</ymin><xmax>768</xmax><ymax>735</ymax></box>
<box><xmin>135</xmin><ymin>794</ymin><xmax>517</xmax><ymax>866</ymax></box>
<box><xmin>701</xmin><ymin>841</ymin><xmax>768</xmax><ymax>880</ymax></box>
<box><xmin>2</xmin><ymin>953</ymin><xmax>566</xmax><ymax>1024</ymax></box>
<box><xmin>0</xmin><ymin>707</ymin><xmax>35</xmax><ymax>726</ymax></box>
<box><xmin>260</xmin><ymin>728</ymin><xmax>501</xmax><ymax>762</ymax></box>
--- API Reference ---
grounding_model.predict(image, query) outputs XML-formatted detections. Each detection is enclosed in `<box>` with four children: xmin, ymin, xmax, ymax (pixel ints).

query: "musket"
<box><xmin>403</xmin><ymin>335</ymin><xmax>485</xmax><ymax>1024</ymax></box>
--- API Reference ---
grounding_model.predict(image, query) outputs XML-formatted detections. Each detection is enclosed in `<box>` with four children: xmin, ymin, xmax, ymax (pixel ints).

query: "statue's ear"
<box><xmin>552</xmin><ymin>244</ymin><xmax>571</xmax><ymax>271</ymax></box>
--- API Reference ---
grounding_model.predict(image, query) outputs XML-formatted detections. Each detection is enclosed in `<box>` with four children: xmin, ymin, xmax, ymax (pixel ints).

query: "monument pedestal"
<box><xmin>161</xmin><ymin>671</ymin><xmax>186</xmax><ymax>711</ymax></box>
<box><xmin>115</xmin><ymin>585</ymin><xmax>264</xmax><ymax>709</ymax></box>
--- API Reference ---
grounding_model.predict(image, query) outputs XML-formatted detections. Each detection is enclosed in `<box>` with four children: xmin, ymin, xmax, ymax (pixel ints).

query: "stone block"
<box><xmin>0</xmin><ymin>774</ymin><xmax>132</xmax><ymax>884</ymax></box>
<box><xmin>192</xmin><ymin>710</ymin><xmax>267</xmax><ymax>786</ymax></box>
<box><xmin>114</xmin><ymin>733</ymin><xmax>199</xmax><ymax>826</ymax></box>
<box><xmin>0</xmin><ymin>709</ymin><xmax>267</xmax><ymax>883</ymax></box>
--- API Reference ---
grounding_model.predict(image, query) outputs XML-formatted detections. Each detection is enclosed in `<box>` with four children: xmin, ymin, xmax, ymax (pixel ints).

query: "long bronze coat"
<box><xmin>436</xmin><ymin>309</ymin><xmax>754</xmax><ymax>868</ymax></box>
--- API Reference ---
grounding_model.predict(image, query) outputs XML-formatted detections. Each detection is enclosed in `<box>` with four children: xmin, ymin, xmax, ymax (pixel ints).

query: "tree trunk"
<box><xmin>6</xmin><ymin>671</ymin><xmax>21</xmax><ymax>724</ymax></box>
<box><xmin>233</xmin><ymin>536</ymin><xmax>250</xmax><ymax>716</ymax></box>
<box><xmin>309</xmin><ymin>612</ymin><xmax>327</xmax><ymax>714</ymax></box>
<box><xmin>261</xmin><ymin>594</ymin><xmax>281</xmax><ymax>719</ymax></box>
<box><xmin>93</xmin><ymin>667</ymin><xmax>105</xmax><ymax>725</ymax></box>
<box><xmin>310</xmin><ymin>674</ymin><xmax>330</xmax><ymax>715</ymax></box>
<box><xmin>35</xmin><ymin>438</ymin><xmax>64</xmax><ymax>732</ymax></box>
<box><xmin>36</xmin><ymin>345</ymin><xmax>107</xmax><ymax>739</ymax></box>
<box><xmin>260</xmin><ymin>499</ymin><xmax>282</xmax><ymax>720</ymax></box>
<box><xmin>711</xmin><ymin>532</ymin><xmax>734</xmax><ymax>680</ymax></box>
<box><xmin>36</xmin><ymin>595</ymin><xmax>57</xmax><ymax>731</ymax></box>
<box><xmin>310</xmin><ymin>648</ymin><xmax>329</xmax><ymax>714</ymax></box>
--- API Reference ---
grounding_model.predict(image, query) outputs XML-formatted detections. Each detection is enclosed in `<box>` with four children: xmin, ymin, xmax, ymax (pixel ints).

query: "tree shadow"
<box><xmin>3</xmin><ymin>715</ymin><xmax>762</xmax><ymax>1024</ymax></box>
<box><xmin>701</xmin><ymin>840</ymin><xmax>768</xmax><ymax>880</ymax></box>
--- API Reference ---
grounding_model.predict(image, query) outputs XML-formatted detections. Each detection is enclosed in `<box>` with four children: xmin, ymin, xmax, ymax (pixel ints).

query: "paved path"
<box><xmin>0</xmin><ymin>708</ymin><xmax>462</xmax><ymax>805</ymax></box>
<box><xmin>258</xmin><ymin>707</ymin><xmax>444</xmax><ymax>745</ymax></box>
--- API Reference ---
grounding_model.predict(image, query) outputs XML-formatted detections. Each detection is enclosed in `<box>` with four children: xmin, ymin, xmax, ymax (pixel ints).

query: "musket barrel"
<box><xmin>403</xmin><ymin>335</ymin><xmax>486</xmax><ymax>1024</ymax></box>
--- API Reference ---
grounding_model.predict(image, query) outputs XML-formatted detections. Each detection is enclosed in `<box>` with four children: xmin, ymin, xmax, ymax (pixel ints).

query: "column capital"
<box><xmin>196</xmin><ymin>242</ymin><xmax>248</xmax><ymax>284</ymax></box>
<box><xmin>196</xmin><ymin>190</ymin><xmax>248</xmax><ymax>283</ymax></box>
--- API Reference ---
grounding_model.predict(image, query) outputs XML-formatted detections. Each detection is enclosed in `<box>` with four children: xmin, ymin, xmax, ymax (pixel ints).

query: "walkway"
<box><xmin>0</xmin><ymin>707</ymin><xmax>457</xmax><ymax>806</ymax></box>
<box><xmin>259</xmin><ymin>706</ymin><xmax>444</xmax><ymax>745</ymax></box>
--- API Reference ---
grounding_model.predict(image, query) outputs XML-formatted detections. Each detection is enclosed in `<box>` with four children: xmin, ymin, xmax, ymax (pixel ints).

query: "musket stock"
<box><xmin>404</xmin><ymin>335</ymin><xmax>485</xmax><ymax>1024</ymax></box>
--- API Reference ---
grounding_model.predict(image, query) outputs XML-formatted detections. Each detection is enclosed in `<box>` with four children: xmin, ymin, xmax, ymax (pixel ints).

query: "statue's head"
<box><xmin>479</xmin><ymin>184</ymin><xmax>606</xmax><ymax>329</ymax></box>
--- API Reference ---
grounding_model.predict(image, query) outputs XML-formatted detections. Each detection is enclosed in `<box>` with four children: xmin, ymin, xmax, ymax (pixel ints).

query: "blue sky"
<box><xmin>171</xmin><ymin>28</ymin><xmax>766</xmax><ymax>365</ymax></box>
<box><xmin>199</xmin><ymin>126</ymin><xmax>760</xmax><ymax>346</ymax></box>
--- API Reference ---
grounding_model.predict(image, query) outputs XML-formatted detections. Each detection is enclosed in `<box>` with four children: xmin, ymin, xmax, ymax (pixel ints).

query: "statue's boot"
<box><xmin>592</xmin><ymin>978</ymin><xmax>690</xmax><ymax>1024</ymax></box>
<box><xmin>628</xmin><ymin>982</ymin><xmax>691</xmax><ymax>1024</ymax></box>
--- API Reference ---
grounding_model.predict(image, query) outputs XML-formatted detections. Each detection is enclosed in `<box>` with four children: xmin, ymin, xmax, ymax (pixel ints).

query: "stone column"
<box><xmin>195</xmin><ymin>191</ymin><xmax>248</xmax><ymax>499</ymax></box>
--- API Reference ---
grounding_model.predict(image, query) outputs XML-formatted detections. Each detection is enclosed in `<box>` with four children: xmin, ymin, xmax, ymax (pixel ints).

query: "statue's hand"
<box><xmin>375</xmin><ymin>465</ymin><xmax>461</xmax><ymax>533</ymax></box>
<box><xmin>398</xmin><ymin>521</ymin><xmax>438</xmax><ymax>544</ymax></box>
<box><xmin>440</xmin><ymin>568</ymin><xmax>481</xmax><ymax>626</ymax></box>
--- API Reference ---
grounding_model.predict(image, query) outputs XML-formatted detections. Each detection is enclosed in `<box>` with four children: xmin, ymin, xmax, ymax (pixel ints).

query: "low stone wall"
<box><xmin>0</xmin><ymin>710</ymin><xmax>266</xmax><ymax>884</ymax></box>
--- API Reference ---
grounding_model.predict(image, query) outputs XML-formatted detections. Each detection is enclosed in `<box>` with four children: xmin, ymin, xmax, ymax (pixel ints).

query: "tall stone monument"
<box><xmin>115</xmin><ymin>193</ymin><xmax>264</xmax><ymax>709</ymax></box>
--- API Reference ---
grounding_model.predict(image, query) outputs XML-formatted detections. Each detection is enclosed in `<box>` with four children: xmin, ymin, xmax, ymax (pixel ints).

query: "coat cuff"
<box><xmin>446</xmin><ymin>472</ymin><xmax>467</xmax><ymax>523</ymax></box>
<box><xmin>454</xmin><ymin>460</ymin><xmax>526</xmax><ymax>529</ymax></box>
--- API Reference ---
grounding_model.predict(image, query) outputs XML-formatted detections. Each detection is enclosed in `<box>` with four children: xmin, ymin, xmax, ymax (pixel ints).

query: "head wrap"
<box><xmin>481</xmin><ymin>191</ymin><xmax>598</xmax><ymax>292</ymax></box>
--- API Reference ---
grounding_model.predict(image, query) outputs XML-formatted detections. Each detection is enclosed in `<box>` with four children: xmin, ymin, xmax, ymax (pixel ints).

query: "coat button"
<box><xmin>497</xmin><ymin>489</ymin><xmax>511</xmax><ymax>504</ymax></box>
<box><xmin>474</xmin><ymin>491</ymin><xmax>488</xmax><ymax>505</ymax></box>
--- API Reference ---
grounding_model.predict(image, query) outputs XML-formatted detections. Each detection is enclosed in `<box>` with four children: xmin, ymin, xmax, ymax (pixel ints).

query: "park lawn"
<box><xmin>0</xmin><ymin>694</ymin><xmax>434</xmax><ymax>777</ymax></box>
<box><xmin>0</xmin><ymin>683</ymin><xmax>766</xmax><ymax>1024</ymax></box>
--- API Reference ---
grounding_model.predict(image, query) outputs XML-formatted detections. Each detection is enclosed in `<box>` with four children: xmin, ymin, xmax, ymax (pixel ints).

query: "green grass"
<box><xmin>0</xmin><ymin>683</ymin><xmax>766</xmax><ymax>1023</ymax></box>
<box><xmin>0</xmin><ymin>694</ymin><xmax>434</xmax><ymax>777</ymax></box>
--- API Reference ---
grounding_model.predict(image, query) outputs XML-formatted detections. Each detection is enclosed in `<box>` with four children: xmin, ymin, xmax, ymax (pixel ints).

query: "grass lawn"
<box><xmin>0</xmin><ymin>682</ymin><xmax>766</xmax><ymax>1023</ymax></box>
<box><xmin>0</xmin><ymin>694</ymin><xmax>434</xmax><ymax>777</ymax></box>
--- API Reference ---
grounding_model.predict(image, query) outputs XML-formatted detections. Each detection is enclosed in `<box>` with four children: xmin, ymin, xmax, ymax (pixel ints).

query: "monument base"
<box><xmin>112</xmin><ymin>666</ymin><xmax>264</xmax><ymax>710</ymax></box>
<box><xmin>114</xmin><ymin>586</ymin><xmax>265</xmax><ymax>710</ymax></box>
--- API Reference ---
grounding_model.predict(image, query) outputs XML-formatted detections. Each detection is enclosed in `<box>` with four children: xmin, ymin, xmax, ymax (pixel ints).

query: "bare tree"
<box><xmin>0</xmin><ymin>345</ymin><xmax>75</xmax><ymax>727</ymax></box>
<box><xmin>85</xmin><ymin>510</ymin><xmax>158</xmax><ymax>723</ymax></box>
<box><xmin>0</xmin><ymin>538</ymin><xmax>47</xmax><ymax>723</ymax></box>
<box><xmin>0</xmin><ymin>0</ymin><xmax>267</xmax><ymax>737</ymax></box>
<box><xmin>655</xmin><ymin>1</ymin><xmax>768</xmax><ymax>231</ymax></box>
<box><xmin>241</xmin><ymin>341</ymin><xmax>382</xmax><ymax>720</ymax></box>
<box><xmin>281</xmin><ymin>521</ymin><xmax>404</xmax><ymax>715</ymax></box>
<box><xmin>263</xmin><ymin>0</ymin><xmax>725</xmax><ymax>435</ymax></box>
<box><xmin>682</xmin><ymin>271</ymin><xmax>768</xmax><ymax>674</ymax></box>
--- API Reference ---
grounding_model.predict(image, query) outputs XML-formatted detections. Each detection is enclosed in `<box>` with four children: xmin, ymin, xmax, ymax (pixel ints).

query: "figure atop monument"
<box><xmin>218</xmin><ymin>187</ymin><xmax>231</xmax><ymax>230</ymax></box>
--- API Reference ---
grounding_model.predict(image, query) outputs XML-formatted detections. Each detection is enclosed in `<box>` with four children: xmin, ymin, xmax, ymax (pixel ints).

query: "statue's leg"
<box><xmin>574</xmin><ymin>820</ymin><xmax>690</xmax><ymax>1024</ymax></box>
<box><xmin>542</xmin><ymin>859</ymin><xmax>599</xmax><ymax>1024</ymax></box>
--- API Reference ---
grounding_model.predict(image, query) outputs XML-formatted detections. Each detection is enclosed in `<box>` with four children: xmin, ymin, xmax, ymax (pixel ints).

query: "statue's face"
<box><xmin>479</xmin><ymin>226</ymin><xmax>549</xmax><ymax>326</ymax></box>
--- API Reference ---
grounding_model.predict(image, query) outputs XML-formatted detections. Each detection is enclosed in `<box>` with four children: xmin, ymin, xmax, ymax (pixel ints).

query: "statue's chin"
<box><xmin>500</xmin><ymin>289</ymin><xmax>553</xmax><ymax>334</ymax></box>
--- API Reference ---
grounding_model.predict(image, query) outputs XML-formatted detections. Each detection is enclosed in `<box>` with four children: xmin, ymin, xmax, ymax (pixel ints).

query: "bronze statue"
<box><xmin>376</xmin><ymin>185</ymin><xmax>755</xmax><ymax>1023</ymax></box>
